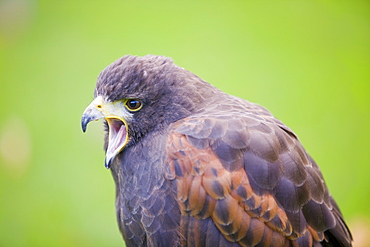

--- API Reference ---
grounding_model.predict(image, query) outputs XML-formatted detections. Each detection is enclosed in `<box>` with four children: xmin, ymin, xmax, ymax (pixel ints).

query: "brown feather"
<box><xmin>166</xmin><ymin>112</ymin><xmax>351</xmax><ymax>246</ymax></box>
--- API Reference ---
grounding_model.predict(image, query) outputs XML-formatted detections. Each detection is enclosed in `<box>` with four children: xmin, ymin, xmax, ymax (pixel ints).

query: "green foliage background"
<box><xmin>0</xmin><ymin>1</ymin><xmax>368</xmax><ymax>246</ymax></box>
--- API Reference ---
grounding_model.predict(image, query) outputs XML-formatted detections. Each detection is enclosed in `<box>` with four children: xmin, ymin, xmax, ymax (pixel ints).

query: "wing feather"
<box><xmin>165</xmin><ymin>104</ymin><xmax>352</xmax><ymax>246</ymax></box>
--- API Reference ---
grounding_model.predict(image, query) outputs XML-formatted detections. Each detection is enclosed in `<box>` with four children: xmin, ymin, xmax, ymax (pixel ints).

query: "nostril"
<box><xmin>97</xmin><ymin>105</ymin><xmax>102</xmax><ymax>108</ymax></box>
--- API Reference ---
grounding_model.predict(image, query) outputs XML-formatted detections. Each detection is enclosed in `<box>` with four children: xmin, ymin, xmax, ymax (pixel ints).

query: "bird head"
<box><xmin>81</xmin><ymin>55</ymin><xmax>216</xmax><ymax>168</ymax></box>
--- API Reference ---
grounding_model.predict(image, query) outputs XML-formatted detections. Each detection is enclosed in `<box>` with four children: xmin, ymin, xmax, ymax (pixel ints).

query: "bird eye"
<box><xmin>125</xmin><ymin>99</ymin><xmax>143</xmax><ymax>112</ymax></box>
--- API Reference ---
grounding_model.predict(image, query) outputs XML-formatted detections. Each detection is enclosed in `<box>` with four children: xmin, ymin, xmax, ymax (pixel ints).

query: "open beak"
<box><xmin>81</xmin><ymin>96</ymin><xmax>130</xmax><ymax>169</ymax></box>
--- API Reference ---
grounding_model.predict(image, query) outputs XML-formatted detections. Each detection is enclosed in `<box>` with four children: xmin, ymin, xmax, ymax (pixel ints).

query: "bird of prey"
<box><xmin>81</xmin><ymin>55</ymin><xmax>352</xmax><ymax>246</ymax></box>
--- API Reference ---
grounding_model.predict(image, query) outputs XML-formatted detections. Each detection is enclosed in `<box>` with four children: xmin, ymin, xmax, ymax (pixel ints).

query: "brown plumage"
<box><xmin>81</xmin><ymin>55</ymin><xmax>352</xmax><ymax>246</ymax></box>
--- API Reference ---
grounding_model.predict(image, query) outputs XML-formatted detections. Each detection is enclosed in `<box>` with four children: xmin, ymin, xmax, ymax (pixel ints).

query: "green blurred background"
<box><xmin>0</xmin><ymin>0</ymin><xmax>369</xmax><ymax>246</ymax></box>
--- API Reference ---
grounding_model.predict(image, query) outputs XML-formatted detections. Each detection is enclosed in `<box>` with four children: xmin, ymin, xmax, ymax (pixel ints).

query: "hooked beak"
<box><xmin>81</xmin><ymin>96</ymin><xmax>130</xmax><ymax>169</ymax></box>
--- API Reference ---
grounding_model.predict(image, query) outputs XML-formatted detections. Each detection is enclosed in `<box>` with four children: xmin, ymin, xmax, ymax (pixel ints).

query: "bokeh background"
<box><xmin>0</xmin><ymin>0</ymin><xmax>369</xmax><ymax>246</ymax></box>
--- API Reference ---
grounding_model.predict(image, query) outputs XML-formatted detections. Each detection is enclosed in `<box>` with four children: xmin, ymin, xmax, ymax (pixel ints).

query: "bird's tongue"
<box><xmin>105</xmin><ymin>119</ymin><xmax>127</xmax><ymax>168</ymax></box>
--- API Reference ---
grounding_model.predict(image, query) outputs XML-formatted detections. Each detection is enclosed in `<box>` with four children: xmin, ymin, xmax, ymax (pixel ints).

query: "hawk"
<box><xmin>81</xmin><ymin>55</ymin><xmax>352</xmax><ymax>246</ymax></box>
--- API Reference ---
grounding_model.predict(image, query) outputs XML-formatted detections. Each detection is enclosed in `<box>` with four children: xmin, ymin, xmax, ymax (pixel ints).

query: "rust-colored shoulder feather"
<box><xmin>165</xmin><ymin>98</ymin><xmax>352</xmax><ymax>246</ymax></box>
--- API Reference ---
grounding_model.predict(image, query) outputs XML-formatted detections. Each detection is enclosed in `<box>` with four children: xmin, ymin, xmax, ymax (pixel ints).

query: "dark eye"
<box><xmin>125</xmin><ymin>99</ymin><xmax>142</xmax><ymax>111</ymax></box>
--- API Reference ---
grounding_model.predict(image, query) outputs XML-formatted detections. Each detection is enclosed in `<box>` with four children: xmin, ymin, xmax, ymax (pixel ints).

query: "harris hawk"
<box><xmin>81</xmin><ymin>55</ymin><xmax>352</xmax><ymax>246</ymax></box>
